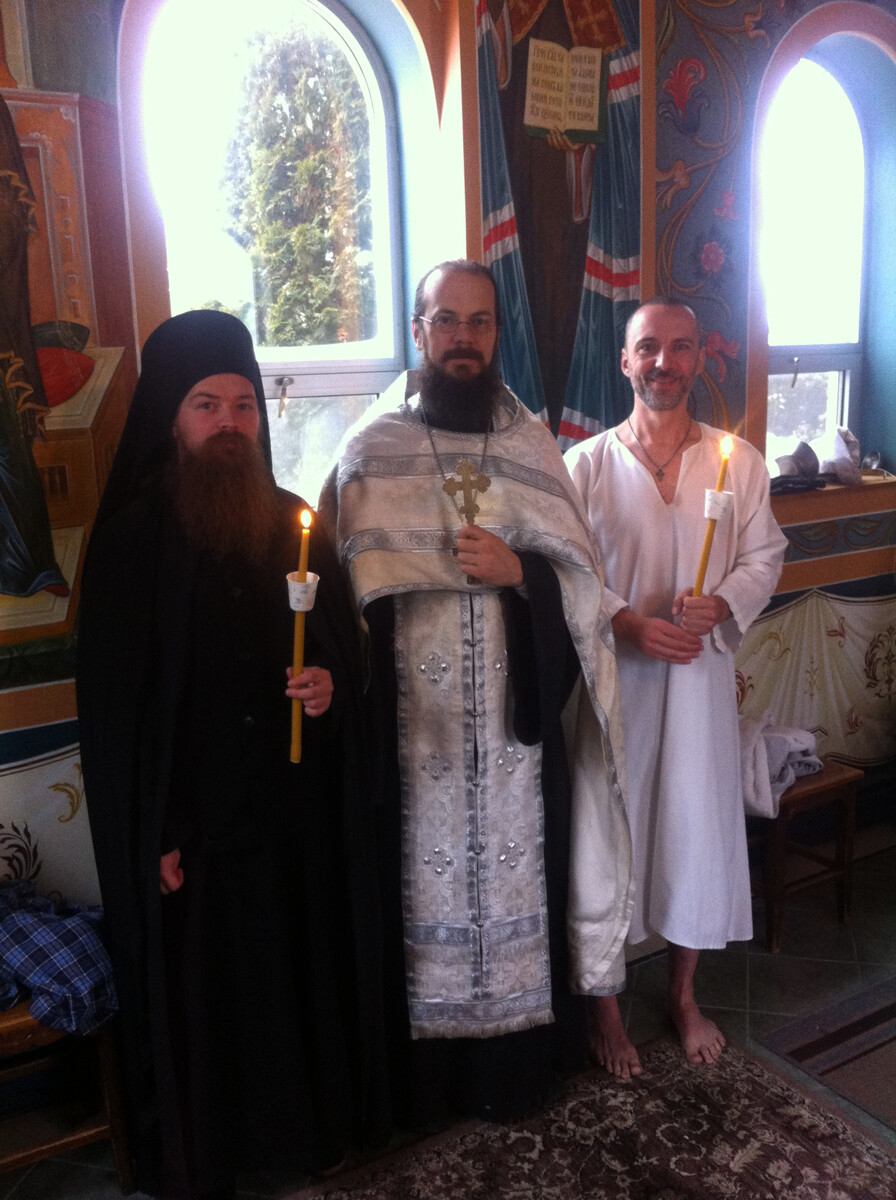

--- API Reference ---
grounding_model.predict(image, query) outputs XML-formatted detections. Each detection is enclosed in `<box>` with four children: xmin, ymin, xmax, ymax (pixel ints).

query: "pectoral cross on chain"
<box><xmin>443</xmin><ymin>459</ymin><xmax>491</xmax><ymax>525</ymax></box>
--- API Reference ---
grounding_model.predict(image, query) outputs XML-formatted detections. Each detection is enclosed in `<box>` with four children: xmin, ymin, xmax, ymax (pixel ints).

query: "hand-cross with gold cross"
<box><xmin>443</xmin><ymin>459</ymin><xmax>491</xmax><ymax>525</ymax></box>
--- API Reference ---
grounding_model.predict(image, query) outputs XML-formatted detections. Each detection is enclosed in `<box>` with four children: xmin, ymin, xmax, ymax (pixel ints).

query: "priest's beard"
<box><xmin>419</xmin><ymin>355</ymin><xmax>502</xmax><ymax>433</ymax></box>
<box><xmin>174</xmin><ymin>432</ymin><xmax>279</xmax><ymax>565</ymax></box>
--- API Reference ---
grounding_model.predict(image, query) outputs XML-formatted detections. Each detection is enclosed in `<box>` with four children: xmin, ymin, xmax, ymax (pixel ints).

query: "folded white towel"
<box><xmin>739</xmin><ymin>711</ymin><xmax>824</xmax><ymax>818</ymax></box>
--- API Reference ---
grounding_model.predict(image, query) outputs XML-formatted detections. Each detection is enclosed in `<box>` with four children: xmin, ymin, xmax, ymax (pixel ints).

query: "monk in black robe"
<box><xmin>77</xmin><ymin>311</ymin><xmax>387</xmax><ymax>1200</ymax></box>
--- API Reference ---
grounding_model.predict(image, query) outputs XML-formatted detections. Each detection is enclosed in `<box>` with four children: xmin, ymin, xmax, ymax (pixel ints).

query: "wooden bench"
<box><xmin>0</xmin><ymin>1000</ymin><xmax>133</xmax><ymax>1192</ymax></box>
<box><xmin>750</xmin><ymin>757</ymin><xmax>864</xmax><ymax>953</ymax></box>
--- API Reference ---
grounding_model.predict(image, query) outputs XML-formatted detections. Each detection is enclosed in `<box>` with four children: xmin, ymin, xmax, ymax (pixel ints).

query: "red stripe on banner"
<box><xmin>609</xmin><ymin>65</ymin><xmax>640</xmax><ymax>93</ymax></box>
<box><xmin>476</xmin><ymin>0</ymin><xmax>488</xmax><ymax>24</ymax></box>
<box><xmin>585</xmin><ymin>257</ymin><xmax>640</xmax><ymax>289</ymax></box>
<box><xmin>483</xmin><ymin>216</ymin><xmax>517</xmax><ymax>255</ymax></box>
<box><xmin>558</xmin><ymin>420</ymin><xmax>592</xmax><ymax>443</ymax></box>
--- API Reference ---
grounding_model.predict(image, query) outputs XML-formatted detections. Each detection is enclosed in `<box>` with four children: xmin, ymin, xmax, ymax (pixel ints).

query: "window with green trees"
<box><xmin>144</xmin><ymin>0</ymin><xmax>402</xmax><ymax>495</ymax></box>
<box><xmin>223</xmin><ymin>24</ymin><xmax>376</xmax><ymax>349</ymax></box>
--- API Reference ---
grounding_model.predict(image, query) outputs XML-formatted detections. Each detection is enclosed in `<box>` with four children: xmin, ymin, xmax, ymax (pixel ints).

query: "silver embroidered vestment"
<box><xmin>397</xmin><ymin>590</ymin><xmax>550</xmax><ymax>1038</ymax></box>
<box><xmin>321</xmin><ymin>375</ymin><xmax>634</xmax><ymax>1042</ymax></box>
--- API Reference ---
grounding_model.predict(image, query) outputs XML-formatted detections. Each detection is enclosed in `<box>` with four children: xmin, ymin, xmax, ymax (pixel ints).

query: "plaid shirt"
<box><xmin>0</xmin><ymin>880</ymin><xmax>117</xmax><ymax>1035</ymax></box>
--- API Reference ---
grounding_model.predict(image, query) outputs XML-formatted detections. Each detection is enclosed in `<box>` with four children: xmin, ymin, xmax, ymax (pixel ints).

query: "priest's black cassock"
<box><xmin>76</xmin><ymin>311</ymin><xmax>388</xmax><ymax>1199</ymax></box>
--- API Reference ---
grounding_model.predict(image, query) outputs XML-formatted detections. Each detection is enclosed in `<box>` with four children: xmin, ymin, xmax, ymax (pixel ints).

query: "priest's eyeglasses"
<box><xmin>417</xmin><ymin>314</ymin><xmax>496</xmax><ymax>334</ymax></box>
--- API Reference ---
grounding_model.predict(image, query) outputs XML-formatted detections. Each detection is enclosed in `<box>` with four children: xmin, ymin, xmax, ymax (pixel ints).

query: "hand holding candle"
<box><xmin>693</xmin><ymin>435</ymin><xmax>733</xmax><ymax>598</ymax></box>
<box><xmin>290</xmin><ymin>509</ymin><xmax>313</xmax><ymax>762</ymax></box>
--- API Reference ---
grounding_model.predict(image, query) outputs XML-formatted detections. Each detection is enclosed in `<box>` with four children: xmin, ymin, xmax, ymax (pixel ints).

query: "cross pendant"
<box><xmin>655</xmin><ymin>467</ymin><xmax>665</xmax><ymax>481</ymax></box>
<box><xmin>443</xmin><ymin>459</ymin><xmax>491</xmax><ymax>524</ymax></box>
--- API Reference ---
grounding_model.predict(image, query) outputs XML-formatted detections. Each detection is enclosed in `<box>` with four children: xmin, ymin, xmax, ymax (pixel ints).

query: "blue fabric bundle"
<box><xmin>0</xmin><ymin>879</ymin><xmax>117</xmax><ymax>1035</ymax></box>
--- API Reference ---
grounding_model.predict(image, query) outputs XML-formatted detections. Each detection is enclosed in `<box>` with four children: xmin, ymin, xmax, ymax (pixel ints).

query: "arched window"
<box><xmin>758</xmin><ymin>56</ymin><xmax>865</xmax><ymax>473</ymax></box>
<box><xmin>142</xmin><ymin>0</ymin><xmax>404</xmax><ymax>495</ymax></box>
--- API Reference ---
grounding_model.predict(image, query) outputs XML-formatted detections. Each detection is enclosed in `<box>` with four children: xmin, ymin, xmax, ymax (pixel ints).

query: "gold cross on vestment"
<box><xmin>443</xmin><ymin>459</ymin><xmax>491</xmax><ymax>525</ymax></box>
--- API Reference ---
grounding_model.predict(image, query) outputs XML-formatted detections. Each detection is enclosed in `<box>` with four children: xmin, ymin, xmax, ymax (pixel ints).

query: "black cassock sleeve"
<box><xmin>504</xmin><ymin>551</ymin><xmax>580</xmax><ymax>747</ymax></box>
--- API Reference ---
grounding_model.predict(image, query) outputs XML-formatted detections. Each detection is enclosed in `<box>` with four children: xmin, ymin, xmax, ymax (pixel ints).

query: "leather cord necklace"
<box><xmin>626</xmin><ymin>417</ymin><xmax>693</xmax><ymax>481</ymax></box>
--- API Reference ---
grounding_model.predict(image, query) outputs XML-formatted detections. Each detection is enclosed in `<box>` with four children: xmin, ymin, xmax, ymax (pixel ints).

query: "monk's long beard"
<box><xmin>419</xmin><ymin>356</ymin><xmax>502</xmax><ymax>433</ymax></box>
<box><xmin>174</xmin><ymin>433</ymin><xmax>279</xmax><ymax>565</ymax></box>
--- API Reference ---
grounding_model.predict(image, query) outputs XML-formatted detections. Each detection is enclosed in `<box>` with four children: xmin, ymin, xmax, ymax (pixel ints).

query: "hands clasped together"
<box><xmin>613</xmin><ymin>589</ymin><xmax>731</xmax><ymax>665</ymax></box>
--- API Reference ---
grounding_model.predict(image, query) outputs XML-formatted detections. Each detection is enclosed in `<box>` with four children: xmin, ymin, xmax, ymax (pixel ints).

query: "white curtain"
<box><xmin>736</xmin><ymin>589</ymin><xmax>896</xmax><ymax>766</ymax></box>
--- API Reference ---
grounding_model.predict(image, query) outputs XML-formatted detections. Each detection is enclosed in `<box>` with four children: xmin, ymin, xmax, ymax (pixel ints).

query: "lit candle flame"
<box><xmin>721</xmin><ymin>435</ymin><xmax>733</xmax><ymax>459</ymax></box>
<box><xmin>297</xmin><ymin>510</ymin><xmax>312</xmax><ymax>582</ymax></box>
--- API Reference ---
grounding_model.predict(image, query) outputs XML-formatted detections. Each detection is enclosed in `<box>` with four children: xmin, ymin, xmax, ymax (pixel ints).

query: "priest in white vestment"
<box><xmin>322</xmin><ymin>260</ymin><xmax>633</xmax><ymax>1125</ymax></box>
<box><xmin>565</xmin><ymin>298</ymin><xmax>787</xmax><ymax>1078</ymax></box>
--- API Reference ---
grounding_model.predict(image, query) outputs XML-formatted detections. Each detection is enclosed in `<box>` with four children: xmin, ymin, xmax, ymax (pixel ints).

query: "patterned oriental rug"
<box><xmin>761</xmin><ymin>977</ymin><xmax>896</xmax><ymax>1134</ymax></box>
<box><xmin>293</xmin><ymin>1038</ymin><xmax>896</xmax><ymax>1200</ymax></box>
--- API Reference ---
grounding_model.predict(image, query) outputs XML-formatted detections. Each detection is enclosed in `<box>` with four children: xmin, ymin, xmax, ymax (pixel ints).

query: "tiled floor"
<box><xmin>3</xmin><ymin>835</ymin><xmax>895</xmax><ymax>1200</ymax></box>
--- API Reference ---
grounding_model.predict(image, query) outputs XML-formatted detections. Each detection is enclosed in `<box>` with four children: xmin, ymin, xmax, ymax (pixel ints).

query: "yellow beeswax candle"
<box><xmin>693</xmin><ymin>436</ymin><xmax>733</xmax><ymax>598</ymax></box>
<box><xmin>290</xmin><ymin>509</ymin><xmax>312</xmax><ymax>762</ymax></box>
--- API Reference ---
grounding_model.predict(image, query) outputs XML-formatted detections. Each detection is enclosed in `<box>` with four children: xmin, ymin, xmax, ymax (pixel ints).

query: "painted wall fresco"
<box><xmin>652</xmin><ymin>0</ymin><xmax>894</xmax><ymax>434</ymax></box>
<box><xmin>0</xmin><ymin>719</ymin><xmax>98</xmax><ymax>905</ymax></box>
<box><xmin>780</xmin><ymin>510</ymin><xmax>896</xmax><ymax>564</ymax></box>
<box><xmin>483</xmin><ymin>0</ymin><xmax>626</xmax><ymax>423</ymax></box>
<box><xmin>0</xmin><ymin>3</ymin><xmax>135</xmax><ymax>686</ymax></box>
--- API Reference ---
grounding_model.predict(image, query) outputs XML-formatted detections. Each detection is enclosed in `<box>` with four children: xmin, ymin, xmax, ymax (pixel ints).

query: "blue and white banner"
<box><xmin>560</xmin><ymin>19</ymin><xmax>641</xmax><ymax>450</ymax></box>
<box><xmin>478</xmin><ymin>2</ymin><xmax>548</xmax><ymax>422</ymax></box>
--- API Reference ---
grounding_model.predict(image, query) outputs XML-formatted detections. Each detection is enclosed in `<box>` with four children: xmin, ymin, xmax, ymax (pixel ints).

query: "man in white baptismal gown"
<box><xmin>565</xmin><ymin>298</ymin><xmax>787</xmax><ymax>1077</ymax></box>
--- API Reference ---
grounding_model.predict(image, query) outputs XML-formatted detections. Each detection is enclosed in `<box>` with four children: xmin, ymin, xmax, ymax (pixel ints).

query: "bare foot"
<box><xmin>669</xmin><ymin>997</ymin><xmax>726</xmax><ymax>1065</ymax></box>
<box><xmin>588</xmin><ymin>995</ymin><xmax>643</xmax><ymax>1080</ymax></box>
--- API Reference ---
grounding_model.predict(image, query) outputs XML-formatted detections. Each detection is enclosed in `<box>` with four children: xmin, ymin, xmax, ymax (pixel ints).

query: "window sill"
<box><xmin>772</xmin><ymin>474</ymin><xmax>896</xmax><ymax>594</ymax></box>
<box><xmin>771</xmin><ymin>473</ymin><xmax>896</xmax><ymax>525</ymax></box>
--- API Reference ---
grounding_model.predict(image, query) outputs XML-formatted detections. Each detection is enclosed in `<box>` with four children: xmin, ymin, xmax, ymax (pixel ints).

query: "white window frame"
<box><xmin>767</xmin><ymin>343</ymin><xmax>863</xmax><ymax>435</ymax></box>
<box><xmin>145</xmin><ymin>0</ymin><xmax>405</xmax><ymax>403</ymax></box>
<box><xmin>764</xmin><ymin>57</ymin><xmax>866</xmax><ymax>448</ymax></box>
